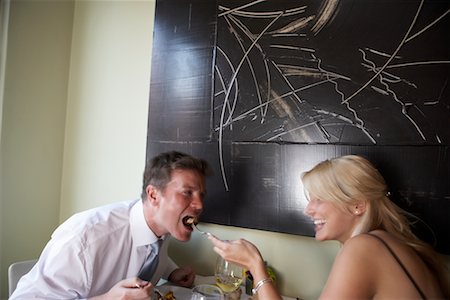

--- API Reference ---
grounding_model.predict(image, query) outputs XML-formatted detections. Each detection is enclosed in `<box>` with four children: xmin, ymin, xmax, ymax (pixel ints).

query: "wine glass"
<box><xmin>191</xmin><ymin>284</ymin><xmax>224</xmax><ymax>300</ymax></box>
<box><xmin>214</xmin><ymin>256</ymin><xmax>244</xmax><ymax>295</ymax></box>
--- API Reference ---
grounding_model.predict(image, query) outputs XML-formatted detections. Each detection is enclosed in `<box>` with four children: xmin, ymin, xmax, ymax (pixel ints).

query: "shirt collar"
<box><xmin>130</xmin><ymin>199</ymin><xmax>165</xmax><ymax>247</ymax></box>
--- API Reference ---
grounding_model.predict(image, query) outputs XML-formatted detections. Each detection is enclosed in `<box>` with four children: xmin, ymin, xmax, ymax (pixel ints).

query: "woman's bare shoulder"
<box><xmin>321</xmin><ymin>234</ymin><xmax>384</xmax><ymax>298</ymax></box>
<box><xmin>341</xmin><ymin>232</ymin><xmax>387</xmax><ymax>255</ymax></box>
<box><xmin>327</xmin><ymin>231</ymin><xmax>444</xmax><ymax>299</ymax></box>
<box><xmin>336</xmin><ymin>231</ymin><xmax>397</xmax><ymax>272</ymax></box>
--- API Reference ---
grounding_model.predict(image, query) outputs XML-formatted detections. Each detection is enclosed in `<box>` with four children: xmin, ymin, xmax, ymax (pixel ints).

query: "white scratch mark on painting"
<box><xmin>311</xmin><ymin>0</ymin><xmax>340</xmax><ymax>35</ymax></box>
<box><xmin>341</xmin><ymin>0</ymin><xmax>425</xmax><ymax>105</ymax></box>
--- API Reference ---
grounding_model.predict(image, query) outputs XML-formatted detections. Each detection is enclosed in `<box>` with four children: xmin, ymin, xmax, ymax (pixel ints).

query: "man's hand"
<box><xmin>89</xmin><ymin>277</ymin><xmax>153</xmax><ymax>300</ymax></box>
<box><xmin>168</xmin><ymin>266</ymin><xmax>195</xmax><ymax>287</ymax></box>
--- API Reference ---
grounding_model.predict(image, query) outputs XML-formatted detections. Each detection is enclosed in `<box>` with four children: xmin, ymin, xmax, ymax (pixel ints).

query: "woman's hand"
<box><xmin>208</xmin><ymin>236</ymin><xmax>282</xmax><ymax>300</ymax></box>
<box><xmin>208</xmin><ymin>236</ymin><xmax>264</xmax><ymax>272</ymax></box>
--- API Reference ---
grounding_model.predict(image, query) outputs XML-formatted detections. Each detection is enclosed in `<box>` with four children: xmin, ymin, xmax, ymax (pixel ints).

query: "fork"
<box><xmin>192</xmin><ymin>223</ymin><xmax>214</xmax><ymax>237</ymax></box>
<box><xmin>153</xmin><ymin>287</ymin><xmax>163</xmax><ymax>299</ymax></box>
<box><xmin>135</xmin><ymin>284</ymin><xmax>163</xmax><ymax>299</ymax></box>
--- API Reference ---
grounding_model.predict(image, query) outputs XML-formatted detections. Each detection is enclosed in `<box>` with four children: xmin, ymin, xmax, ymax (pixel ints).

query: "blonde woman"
<box><xmin>210</xmin><ymin>155</ymin><xmax>449</xmax><ymax>299</ymax></box>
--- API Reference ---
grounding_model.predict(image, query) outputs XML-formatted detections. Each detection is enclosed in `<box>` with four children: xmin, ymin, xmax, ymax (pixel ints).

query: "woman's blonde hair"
<box><xmin>302</xmin><ymin>155</ymin><xmax>449</xmax><ymax>296</ymax></box>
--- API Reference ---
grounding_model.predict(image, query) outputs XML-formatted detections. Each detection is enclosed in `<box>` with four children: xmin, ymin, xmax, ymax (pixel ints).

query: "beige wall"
<box><xmin>60</xmin><ymin>0</ymin><xmax>154</xmax><ymax>220</ymax></box>
<box><xmin>0</xmin><ymin>1</ymin><xmax>155</xmax><ymax>298</ymax></box>
<box><xmin>0</xmin><ymin>1</ymin><xmax>74</xmax><ymax>297</ymax></box>
<box><xmin>1</xmin><ymin>1</ymin><xmax>448</xmax><ymax>300</ymax></box>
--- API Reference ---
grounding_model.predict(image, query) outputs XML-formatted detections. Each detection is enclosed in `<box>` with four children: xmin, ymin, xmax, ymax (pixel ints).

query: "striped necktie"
<box><xmin>138</xmin><ymin>239</ymin><xmax>163</xmax><ymax>281</ymax></box>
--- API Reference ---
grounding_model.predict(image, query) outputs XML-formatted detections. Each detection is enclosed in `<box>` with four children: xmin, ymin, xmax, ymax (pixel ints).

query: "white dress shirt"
<box><xmin>10</xmin><ymin>199</ymin><xmax>178</xmax><ymax>299</ymax></box>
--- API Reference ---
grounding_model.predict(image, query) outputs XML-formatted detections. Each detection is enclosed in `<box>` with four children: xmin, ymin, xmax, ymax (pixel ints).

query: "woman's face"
<box><xmin>304</xmin><ymin>196</ymin><xmax>359</xmax><ymax>243</ymax></box>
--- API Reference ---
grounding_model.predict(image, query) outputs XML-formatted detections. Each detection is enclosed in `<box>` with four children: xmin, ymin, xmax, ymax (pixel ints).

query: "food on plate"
<box><xmin>158</xmin><ymin>290</ymin><xmax>176</xmax><ymax>300</ymax></box>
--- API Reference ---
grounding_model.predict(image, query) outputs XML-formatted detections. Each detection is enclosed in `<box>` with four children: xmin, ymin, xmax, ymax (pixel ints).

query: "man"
<box><xmin>10</xmin><ymin>151</ymin><xmax>212</xmax><ymax>299</ymax></box>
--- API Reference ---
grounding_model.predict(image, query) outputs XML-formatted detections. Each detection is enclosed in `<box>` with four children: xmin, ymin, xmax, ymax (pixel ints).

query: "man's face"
<box><xmin>144</xmin><ymin>168</ymin><xmax>206</xmax><ymax>241</ymax></box>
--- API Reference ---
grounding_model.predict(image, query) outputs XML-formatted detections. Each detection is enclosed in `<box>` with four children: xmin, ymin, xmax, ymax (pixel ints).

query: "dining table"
<box><xmin>156</xmin><ymin>275</ymin><xmax>298</xmax><ymax>300</ymax></box>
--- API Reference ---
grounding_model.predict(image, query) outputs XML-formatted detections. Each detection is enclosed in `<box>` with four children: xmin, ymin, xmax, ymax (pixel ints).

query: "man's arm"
<box><xmin>10</xmin><ymin>236</ymin><xmax>90</xmax><ymax>299</ymax></box>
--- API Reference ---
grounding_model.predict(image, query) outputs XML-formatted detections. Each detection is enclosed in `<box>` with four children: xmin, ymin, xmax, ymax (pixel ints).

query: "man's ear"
<box><xmin>145</xmin><ymin>185</ymin><xmax>160</xmax><ymax>205</ymax></box>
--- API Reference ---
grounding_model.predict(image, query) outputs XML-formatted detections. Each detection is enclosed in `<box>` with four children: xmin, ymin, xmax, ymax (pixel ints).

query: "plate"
<box><xmin>157</xmin><ymin>284</ymin><xmax>193</xmax><ymax>299</ymax></box>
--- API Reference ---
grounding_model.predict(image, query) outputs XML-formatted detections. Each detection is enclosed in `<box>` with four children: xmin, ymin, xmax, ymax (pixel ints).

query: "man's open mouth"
<box><xmin>182</xmin><ymin>216</ymin><xmax>198</xmax><ymax>228</ymax></box>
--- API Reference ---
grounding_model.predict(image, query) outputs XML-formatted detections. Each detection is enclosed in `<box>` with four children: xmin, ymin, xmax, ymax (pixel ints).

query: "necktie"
<box><xmin>138</xmin><ymin>239</ymin><xmax>163</xmax><ymax>281</ymax></box>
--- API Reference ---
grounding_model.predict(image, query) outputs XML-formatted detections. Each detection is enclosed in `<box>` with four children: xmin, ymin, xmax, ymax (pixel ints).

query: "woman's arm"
<box><xmin>208</xmin><ymin>236</ymin><xmax>282</xmax><ymax>300</ymax></box>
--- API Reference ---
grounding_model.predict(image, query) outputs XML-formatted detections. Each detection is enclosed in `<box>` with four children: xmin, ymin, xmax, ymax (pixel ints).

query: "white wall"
<box><xmin>60</xmin><ymin>0</ymin><xmax>155</xmax><ymax>220</ymax></box>
<box><xmin>0</xmin><ymin>1</ymin><xmax>155</xmax><ymax>298</ymax></box>
<box><xmin>0</xmin><ymin>0</ymin><xmax>9</xmax><ymax>295</ymax></box>
<box><xmin>0</xmin><ymin>1</ymin><xmax>74</xmax><ymax>297</ymax></box>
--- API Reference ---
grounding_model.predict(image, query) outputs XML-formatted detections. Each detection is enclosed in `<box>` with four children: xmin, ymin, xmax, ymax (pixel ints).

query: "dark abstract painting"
<box><xmin>147</xmin><ymin>0</ymin><xmax>450</xmax><ymax>253</ymax></box>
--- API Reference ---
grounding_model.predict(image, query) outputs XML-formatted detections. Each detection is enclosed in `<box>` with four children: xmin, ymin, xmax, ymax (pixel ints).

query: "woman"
<box><xmin>209</xmin><ymin>155</ymin><xmax>449</xmax><ymax>299</ymax></box>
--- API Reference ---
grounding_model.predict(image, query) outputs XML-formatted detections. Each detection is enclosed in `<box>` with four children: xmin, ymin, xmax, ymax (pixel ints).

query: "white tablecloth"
<box><xmin>156</xmin><ymin>275</ymin><xmax>297</xmax><ymax>300</ymax></box>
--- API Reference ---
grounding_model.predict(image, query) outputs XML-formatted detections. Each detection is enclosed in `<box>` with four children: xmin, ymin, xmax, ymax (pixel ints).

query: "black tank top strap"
<box><xmin>366</xmin><ymin>233</ymin><xmax>427</xmax><ymax>299</ymax></box>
